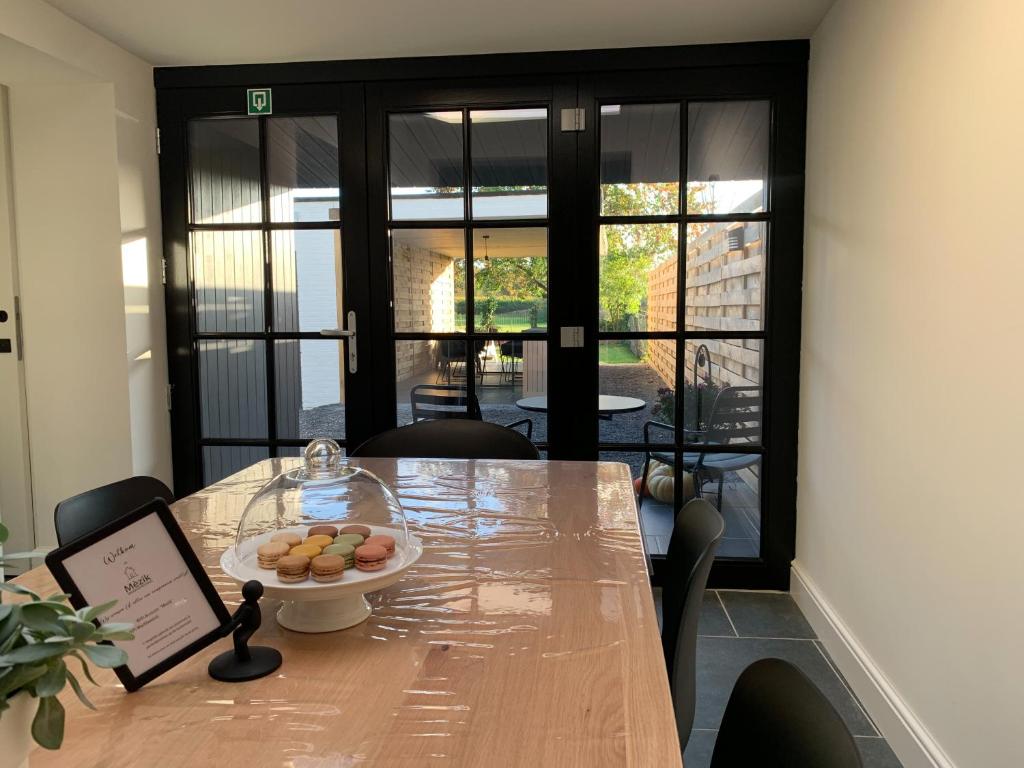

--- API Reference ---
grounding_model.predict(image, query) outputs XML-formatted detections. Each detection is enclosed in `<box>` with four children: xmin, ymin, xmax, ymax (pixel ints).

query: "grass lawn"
<box><xmin>599</xmin><ymin>341</ymin><xmax>641</xmax><ymax>364</ymax></box>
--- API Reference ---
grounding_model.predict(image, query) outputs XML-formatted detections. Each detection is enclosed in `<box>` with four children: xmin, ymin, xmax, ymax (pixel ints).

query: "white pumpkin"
<box><xmin>645</xmin><ymin>461</ymin><xmax>695</xmax><ymax>503</ymax></box>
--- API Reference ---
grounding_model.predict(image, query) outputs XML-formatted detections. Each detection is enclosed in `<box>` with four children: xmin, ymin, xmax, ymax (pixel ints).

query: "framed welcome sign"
<box><xmin>46</xmin><ymin>499</ymin><xmax>231</xmax><ymax>691</ymax></box>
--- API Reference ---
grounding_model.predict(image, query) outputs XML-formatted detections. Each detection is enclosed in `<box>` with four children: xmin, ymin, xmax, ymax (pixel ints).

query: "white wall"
<box><xmin>0</xmin><ymin>1</ymin><xmax>170</xmax><ymax>545</ymax></box>
<box><xmin>797</xmin><ymin>2</ymin><xmax>1024</xmax><ymax>767</ymax></box>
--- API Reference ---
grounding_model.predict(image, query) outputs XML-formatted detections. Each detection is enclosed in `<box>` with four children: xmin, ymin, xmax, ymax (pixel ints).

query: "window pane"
<box><xmin>687</xmin><ymin>101</ymin><xmax>769</xmax><ymax>214</ymax></box>
<box><xmin>682</xmin><ymin>339</ymin><xmax>762</xmax><ymax>446</ymax></box>
<box><xmin>191</xmin><ymin>231</ymin><xmax>264</xmax><ymax>333</ymax></box>
<box><xmin>471</xmin><ymin>108</ymin><xmax>547</xmax><ymax>219</ymax></box>
<box><xmin>189</xmin><ymin>118</ymin><xmax>262</xmax><ymax>224</ymax></box>
<box><xmin>600</xmin><ymin>103</ymin><xmax>680</xmax><ymax>216</ymax></box>
<box><xmin>598</xmin><ymin>339</ymin><xmax>672</xmax><ymax>445</ymax></box>
<box><xmin>392</xmin><ymin>229</ymin><xmax>465</xmax><ymax>333</ymax></box>
<box><xmin>685</xmin><ymin>221</ymin><xmax>765</xmax><ymax>332</ymax></box>
<box><xmin>600</xmin><ymin>450</ymin><xmax>672</xmax><ymax>556</ymax></box>
<box><xmin>395</xmin><ymin>341</ymin><xmax>472</xmax><ymax>426</ymax></box>
<box><xmin>203</xmin><ymin>445</ymin><xmax>270</xmax><ymax>485</ymax></box>
<box><xmin>389</xmin><ymin>112</ymin><xmax>464</xmax><ymax>220</ymax></box>
<box><xmin>267</xmin><ymin>116</ymin><xmax>340</xmax><ymax>222</ymax></box>
<box><xmin>480</xmin><ymin>337</ymin><xmax>547</xmax><ymax>444</ymax></box>
<box><xmin>473</xmin><ymin>228</ymin><xmax>547</xmax><ymax>332</ymax></box>
<box><xmin>599</xmin><ymin>223</ymin><xmax>677</xmax><ymax>331</ymax></box>
<box><xmin>198</xmin><ymin>339</ymin><xmax>267</xmax><ymax>439</ymax></box>
<box><xmin>275</xmin><ymin>340</ymin><xmax>345</xmax><ymax>440</ymax></box>
<box><xmin>272</xmin><ymin>229</ymin><xmax>342</xmax><ymax>332</ymax></box>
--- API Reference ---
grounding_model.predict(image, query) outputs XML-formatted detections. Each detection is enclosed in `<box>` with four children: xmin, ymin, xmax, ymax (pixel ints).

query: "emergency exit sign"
<box><xmin>247</xmin><ymin>88</ymin><xmax>272</xmax><ymax>115</ymax></box>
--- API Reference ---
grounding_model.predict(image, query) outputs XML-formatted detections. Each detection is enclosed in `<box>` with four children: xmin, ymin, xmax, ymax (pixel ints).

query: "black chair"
<box><xmin>54</xmin><ymin>476</ymin><xmax>175</xmax><ymax>546</ymax></box>
<box><xmin>710</xmin><ymin>658</ymin><xmax>863</xmax><ymax>768</ymax></box>
<box><xmin>409</xmin><ymin>384</ymin><xmax>533</xmax><ymax>440</ymax></box>
<box><xmin>662</xmin><ymin>498</ymin><xmax>724</xmax><ymax>751</ymax></box>
<box><xmin>350</xmin><ymin>419</ymin><xmax>540</xmax><ymax>460</ymax></box>
<box><xmin>640</xmin><ymin>385</ymin><xmax>762</xmax><ymax>511</ymax></box>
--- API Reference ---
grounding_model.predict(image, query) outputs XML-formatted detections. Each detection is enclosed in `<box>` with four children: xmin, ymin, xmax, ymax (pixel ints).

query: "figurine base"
<box><xmin>276</xmin><ymin>593</ymin><xmax>372</xmax><ymax>633</ymax></box>
<box><xmin>208</xmin><ymin>646</ymin><xmax>282</xmax><ymax>682</ymax></box>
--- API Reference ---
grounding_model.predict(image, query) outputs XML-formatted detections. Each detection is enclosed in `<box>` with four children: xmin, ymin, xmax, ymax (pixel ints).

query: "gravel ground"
<box><xmin>298</xmin><ymin>363</ymin><xmax>668</xmax><ymax>466</ymax></box>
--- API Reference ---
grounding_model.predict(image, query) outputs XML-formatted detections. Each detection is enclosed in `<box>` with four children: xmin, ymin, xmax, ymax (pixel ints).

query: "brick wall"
<box><xmin>645</xmin><ymin>221</ymin><xmax>764</xmax><ymax>390</ymax></box>
<box><xmin>393</xmin><ymin>243</ymin><xmax>457</xmax><ymax>384</ymax></box>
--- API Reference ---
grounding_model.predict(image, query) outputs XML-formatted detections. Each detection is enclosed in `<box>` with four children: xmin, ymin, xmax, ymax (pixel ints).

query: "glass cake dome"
<box><xmin>233</xmin><ymin>438</ymin><xmax>408</xmax><ymax>563</ymax></box>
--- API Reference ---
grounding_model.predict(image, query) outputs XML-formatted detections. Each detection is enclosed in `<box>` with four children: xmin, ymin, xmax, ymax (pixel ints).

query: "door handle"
<box><xmin>320</xmin><ymin>310</ymin><xmax>358</xmax><ymax>374</ymax></box>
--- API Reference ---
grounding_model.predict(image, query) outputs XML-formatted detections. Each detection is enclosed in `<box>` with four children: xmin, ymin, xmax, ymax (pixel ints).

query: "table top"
<box><xmin>13</xmin><ymin>458</ymin><xmax>679</xmax><ymax>768</ymax></box>
<box><xmin>516</xmin><ymin>394</ymin><xmax>647</xmax><ymax>414</ymax></box>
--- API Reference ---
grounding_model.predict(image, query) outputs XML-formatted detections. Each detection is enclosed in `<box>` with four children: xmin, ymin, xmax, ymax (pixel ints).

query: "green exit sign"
<box><xmin>246</xmin><ymin>88</ymin><xmax>272</xmax><ymax>115</ymax></box>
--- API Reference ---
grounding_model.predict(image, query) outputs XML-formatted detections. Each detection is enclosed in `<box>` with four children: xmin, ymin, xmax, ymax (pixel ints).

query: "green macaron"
<box><xmin>333</xmin><ymin>533</ymin><xmax>365</xmax><ymax>548</ymax></box>
<box><xmin>322</xmin><ymin>542</ymin><xmax>355</xmax><ymax>569</ymax></box>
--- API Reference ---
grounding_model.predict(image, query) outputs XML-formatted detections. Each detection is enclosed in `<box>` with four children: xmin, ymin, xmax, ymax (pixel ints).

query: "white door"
<box><xmin>0</xmin><ymin>85</ymin><xmax>35</xmax><ymax>562</ymax></box>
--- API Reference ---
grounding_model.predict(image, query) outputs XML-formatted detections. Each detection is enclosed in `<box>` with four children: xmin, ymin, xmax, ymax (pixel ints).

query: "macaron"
<box><xmin>364</xmin><ymin>534</ymin><xmax>396</xmax><ymax>558</ymax></box>
<box><xmin>257</xmin><ymin>541</ymin><xmax>291</xmax><ymax>569</ymax></box>
<box><xmin>303</xmin><ymin>534</ymin><xmax>334</xmax><ymax>549</ymax></box>
<box><xmin>339</xmin><ymin>524</ymin><xmax>372</xmax><ymax>538</ymax></box>
<box><xmin>322</xmin><ymin>542</ymin><xmax>355</xmax><ymax>569</ymax></box>
<box><xmin>256</xmin><ymin>540</ymin><xmax>292</xmax><ymax>573</ymax></box>
<box><xmin>310</xmin><ymin>554</ymin><xmax>346</xmax><ymax>583</ymax></box>
<box><xmin>333</xmin><ymin>533</ymin><xmax>364</xmax><ymax>548</ymax></box>
<box><xmin>290</xmin><ymin>543</ymin><xmax>323</xmax><ymax>559</ymax></box>
<box><xmin>276</xmin><ymin>554</ymin><xmax>310</xmax><ymax>583</ymax></box>
<box><xmin>308</xmin><ymin>524</ymin><xmax>339</xmax><ymax>539</ymax></box>
<box><xmin>354</xmin><ymin>544</ymin><xmax>387</xmax><ymax>572</ymax></box>
<box><xmin>270</xmin><ymin>531</ymin><xmax>302</xmax><ymax>548</ymax></box>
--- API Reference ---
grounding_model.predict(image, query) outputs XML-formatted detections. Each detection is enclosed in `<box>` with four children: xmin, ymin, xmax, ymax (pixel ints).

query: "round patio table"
<box><xmin>515</xmin><ymin>395</ymin><xmax>646</xmax><ymax>415</ymax></box>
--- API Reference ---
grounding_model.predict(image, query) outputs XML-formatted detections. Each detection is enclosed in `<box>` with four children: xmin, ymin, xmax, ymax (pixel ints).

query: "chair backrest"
<box><xmin>54</xmin><ymin>476</ymin><xmax>175</xmax><ymax>546</ymax></box>
<box><xmin>410</xmin><ymin>384</ymin><xmax>482</xmax><ymax>421</ymax></box>
<box><xmin>350</xmin><ymin>419</ymin><xmax>540</xmax><ymax>460</ymax></box>
<box><xmin>711</xmin><ymin>658</ymin><xmax>863</xmax><ymax>768</ymax></box>
<box><xmin>662</xmin><ymin>498</ymin><xmax>724</xmax><ymax>751</ymax></box>
<box><xmin>703</xmin><ymin>385</ymin><xmax>761</xmax><ymax>445</ymax></box>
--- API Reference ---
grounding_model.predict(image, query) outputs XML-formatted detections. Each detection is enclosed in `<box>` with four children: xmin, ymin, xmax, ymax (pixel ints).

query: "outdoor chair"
<box><xmin>661</xmin><ymin>498</ymin><xmax>723</xmax><ymax>751</ymax></box>
<box><xmin>55</xmin><ymin>476</ymin><xmax>175</xmax><ymax>546</ymax></box>
<box><xmin>709</xmin><ymin>658</ymin><xmax>863</xmax><ymax>767</ymax></box>
<box><xmin>639</xmin><ymin>386</ymin><xmax>761</xmax><ymax>511</ymax></box>
<box><xmin>498</xmin><ymin>339</ymin><xmax>523</xmax><ymax>384</ymax></box>
<box><xmin>350</xmin><ymin>419</ymin><xmax>540</xmax><ymax>460</ymax></box>
<box><xmin>409</xmin><ymin>384</ymin><xmax>533</xmax><ymax>439</ymax></box>
<box><xmin>434</xmin><ymin>339</ymin><xmax>487</xmax><ymax>385</ymax></box>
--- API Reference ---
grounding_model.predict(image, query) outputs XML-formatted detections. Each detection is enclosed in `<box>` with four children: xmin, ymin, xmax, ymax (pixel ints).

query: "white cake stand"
<box><xmin>220</xmin><ymin>527</ymin><xmax>423</xmax><ymax>633</ymax></box>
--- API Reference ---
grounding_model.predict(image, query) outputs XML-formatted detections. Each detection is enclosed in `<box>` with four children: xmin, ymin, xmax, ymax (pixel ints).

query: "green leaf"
<box><xmin>19</xmin><ymin>603</ymin><xmax>65</xmax><ymax>634</ymax></box>
<box><xmin>68</xmin><ymin>651</ymin><xmax>98</xmax><ymax>686</ymax></box>
<box><xmin>0</xmin><ymin>582</ymin><xmax>39</xmax><ymax>599</ymax></box>
<box><xmin>80</xmin><ymin>601</ymin><xmax>118</xmax><ymax>622</ymax></box>
<box><xmin>43</xmin><ymin>593</ymin><xmax>72</xmax><ymax>603</ymax></box>
<box><xmin>94</xmin><ymin>623</ymin><xmax>134</xmax><ymax>642</ymax></box>
<box><xmin>0</xmin><ymin>604</ymin><xmax>12</xmax><ymax>623</ymax></box>
<box><xmin>67</xmin><ymin>619</ymin><xmax>98</xmax><ymax>643</ymax></box>
<box><xmin>0</xmin><ymin>663</ymin><xmax>47</xmax><ymax>697</ymax></box>
<box><xmin>0</xmin><ymin>521</ymin><xmax>8</xmax><ymax>544</ymax></box>
<box><xmin>31</xmin><ymin>695</ymin><xmax>65</xmax><ymax>750</ymax></box>
<box><xmin>0</xmin><ymin>640</ymin><xmax>72</xmax><ymax>665</ymax></box>
<box><xmin>34</xmin><ymin>660</ymin><xmax>67</xmax><ymax>697</ymax></box>
<box><xmin>81</xmin><ymin>643</ymin><xmax>127</xmax><ymax>668</ymax></box>
<box><xmin>33</xmin><ymin>600</ymin><xmax>73</xmax><ymax>616</ymax></box>
<box><xmin>64</xmin><ymin>668</ymin><xmax>95</xmax><ymax>711</ymax></box>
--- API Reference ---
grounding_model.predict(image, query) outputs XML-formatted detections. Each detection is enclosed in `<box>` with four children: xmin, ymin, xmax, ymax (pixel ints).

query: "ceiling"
<box><xmin>41</xmin><ymin>0</ymin><xmax>834</xmax><ymax>67</ymax></box>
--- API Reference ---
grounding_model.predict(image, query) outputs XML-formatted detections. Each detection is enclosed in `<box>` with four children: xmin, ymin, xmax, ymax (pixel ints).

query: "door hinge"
<box><xmin>560</xmin><ymin>107</ymin><xmax>585</xmax><ymax>132</ymax></box>
<box><xmin>166</xmin><ymin>383</ymin><xmax>173</xmax><ymax>411</ymax></box>
<box><xmin>161</xmin><ymin>257</ymin><xmax>167</xmax><ymax>285</ymax></box>
<box><xmin>155</xmin><ymin>128</ymin><xmax>161</xmax><ymax>155</ymax></box>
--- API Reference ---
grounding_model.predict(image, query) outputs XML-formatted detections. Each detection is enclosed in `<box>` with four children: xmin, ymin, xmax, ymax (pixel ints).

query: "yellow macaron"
<box><xmin>303</xmin><ymin>534</ymin><xmax>334</xmax><ymax>549</ymax></box>
<box><xmin>290</xmin><ymin>543</ymin><xmax>323</xmax><ymax>558</ymax></box>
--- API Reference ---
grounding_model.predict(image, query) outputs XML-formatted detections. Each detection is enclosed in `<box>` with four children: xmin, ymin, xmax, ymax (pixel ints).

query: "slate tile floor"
<box><xmin>653</xmin><ymin>589</ymin><xmax>903</xmax><ymax>768</ymax></box>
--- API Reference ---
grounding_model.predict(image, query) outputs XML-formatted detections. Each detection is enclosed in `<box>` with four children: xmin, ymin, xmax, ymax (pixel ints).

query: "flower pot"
<box><xmin>0</xmin><ymin>691</ymin><xmax>34</xmax><ymax>768</ymax></box>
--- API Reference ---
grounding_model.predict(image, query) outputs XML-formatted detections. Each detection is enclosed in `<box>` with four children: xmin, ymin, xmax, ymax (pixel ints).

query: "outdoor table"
<box><xmin>12</xmin><ymin>458</ymin><xmax>680</xmax><ymax>767</ymax></box>
<box><xmin>516</xmin><ymin>394</ymin><xmax>647</xmax><ymax>416</ymax></box>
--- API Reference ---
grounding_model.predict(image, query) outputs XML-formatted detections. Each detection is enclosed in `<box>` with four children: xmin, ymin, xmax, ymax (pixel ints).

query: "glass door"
<box><xmin>160</xmin><ymin>84</ymin><xmax>375</xmax><ymax>491</ymax></box>
<box><xmin>366</xmin><ymin>80</ymin><xmax>579</xmax><ymax>454</ymax></box>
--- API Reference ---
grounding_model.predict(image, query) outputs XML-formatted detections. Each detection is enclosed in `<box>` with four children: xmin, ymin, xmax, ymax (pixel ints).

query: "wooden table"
<box><xmin>13</xmin><ymin>458</ymin><xmax>680</xmax><ymax>767</ymax></box>
<box><xmin>515</xmin><ymin>394</ymin><xmax>647</xmax><ymax>415</ymax></box>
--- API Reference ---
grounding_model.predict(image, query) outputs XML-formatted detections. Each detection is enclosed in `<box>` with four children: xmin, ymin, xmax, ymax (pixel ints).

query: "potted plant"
<box><xmin>0</xmin><ymin>522</ymin><xmax>134</xmax><ymax>765</ymax></box>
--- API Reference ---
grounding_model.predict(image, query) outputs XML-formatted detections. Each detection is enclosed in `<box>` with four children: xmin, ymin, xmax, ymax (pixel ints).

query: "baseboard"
<box><xmin>790</xmin><ymin>562</ymin><xmax>956</xmax><ymax>768</ymax></box>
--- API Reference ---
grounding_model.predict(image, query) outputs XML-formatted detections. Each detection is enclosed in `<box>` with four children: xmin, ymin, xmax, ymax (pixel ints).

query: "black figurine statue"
<box><xmin>208</xmin><ymin>580</ymin><xmax>283</xmax><ymax>682</ymax></box>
